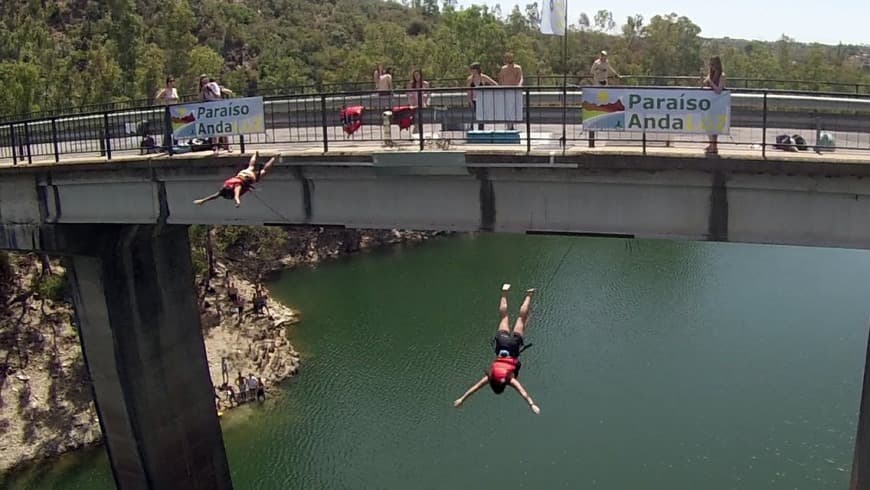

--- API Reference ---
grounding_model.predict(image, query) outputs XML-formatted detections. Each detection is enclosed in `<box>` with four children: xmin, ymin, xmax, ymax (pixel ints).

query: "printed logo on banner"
<box><xmin>170</xmin><ymin>97</ymin><xmax>265</xmax><ymax>139</ymax></box>
<box><xmin>581</xmin><ymin>88</ymin><xmax>731</xmax><ymax>135</ymax></box>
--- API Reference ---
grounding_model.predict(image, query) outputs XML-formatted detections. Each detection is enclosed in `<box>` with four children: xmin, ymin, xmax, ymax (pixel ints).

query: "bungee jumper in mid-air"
<box><xmin>193</xmin><ymin>151</ymin><xmax>277</xmax><ymax>207</ymax></box>
<box><xmin>454</xmin><ymin>284</ymin><xmax>541</xmax><ymax>415</ymax></box>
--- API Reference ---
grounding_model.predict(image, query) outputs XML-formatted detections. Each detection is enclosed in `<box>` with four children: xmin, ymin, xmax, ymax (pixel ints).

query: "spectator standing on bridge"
<box><xmin>193</xmin><ymin>151</ymin><xmax>278</xmax><ymax>207</ymax></box>
<box><xmin>703</xmin><ymin>56</ymin><xmax>726</xmax><ymax>155</ymax></box>
<box><xmin>498</xmin><ymin>52</ymin><xmax>524</xmax><ymax>130</ymax></box>
<box><xmin>374</xmin><ymin>63</ymin><xmax>385</xmax><ymax>90</ymax></box>
<box><xmin>155</xmin><ymin>77</ymin><xmax>179</xmax><ymax>105</ymax></box>
<box><xmin>200</xmin><ymin>75</ymin><xmax>234</xmax><ymax>101</ymax></box>
<box><xmin>377</xmin><ymin>67</ymin><xmax>393</xmax><ymax>94</ymax></box>
<box><xmin>153</xmin><ymin>76</ymin><xmax>180</xmax><ymax>150</ymax></box>
<box><xmin>591</xmin><ymin>51</ymin><xmax>620</xmax><ymax>86</ymax></box>
<box><xmin>377</xmin><ymin>67</ymin><xmax>394</xmax><ymax>113</ymax></box>
<box><xmin>467</xmin><ymin>62</ymin><xmax>498</xmax><ymax>131</ymax></box>
<box><xmin>407</xmin><ymin>69</ymin><xmax>430</xmax><ymax>107</ymax></box>
<box><xmin>200</xmin><ymin>76</ymin><xmax>235</xmax><ymax>152</ymax></box>
<box><xmin>408</xmin><ymin>69</ymin><xmax>431</xmax><ymax>135</ymax></box>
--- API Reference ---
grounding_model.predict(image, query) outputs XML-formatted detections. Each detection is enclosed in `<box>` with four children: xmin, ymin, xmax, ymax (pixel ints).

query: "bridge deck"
<box><xmin>1</xmin><ymin>140</ymin><xmax>866</xmax><ymax>172</ymax></box>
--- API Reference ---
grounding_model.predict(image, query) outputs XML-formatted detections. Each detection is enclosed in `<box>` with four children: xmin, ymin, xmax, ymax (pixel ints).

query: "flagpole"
<box><xmin>560</xmin><ymin>1</ymin><xmax>568</xmax><ymax>153</ymax></box>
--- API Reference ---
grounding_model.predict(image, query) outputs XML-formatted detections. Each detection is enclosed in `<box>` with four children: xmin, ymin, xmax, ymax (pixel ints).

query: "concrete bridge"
<box><xmin>3</xmin><ymin>87</ymin><xmax>870</xmax><ymax>489</ymax></box>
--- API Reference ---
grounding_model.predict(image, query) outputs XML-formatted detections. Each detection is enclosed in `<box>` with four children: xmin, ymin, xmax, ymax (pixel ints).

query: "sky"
<box><xmin>457</xmin><ymin>0</ymin><xmax>870</xmax><ymax>46</ymax></box>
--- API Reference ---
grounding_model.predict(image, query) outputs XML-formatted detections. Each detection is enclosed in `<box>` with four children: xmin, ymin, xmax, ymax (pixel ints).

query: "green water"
<box><xmin>2</xmin><ymin>235</ymin><xmax>868</xmax><ymax>489</ymax></box>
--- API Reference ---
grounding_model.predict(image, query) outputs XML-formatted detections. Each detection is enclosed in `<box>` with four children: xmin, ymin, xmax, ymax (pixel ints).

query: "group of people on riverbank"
<box><xmin>214</xmin><ymin>370</ymin><xmax>267</xmax><ymax>412</ymax></box>
<box><xmin>223</xmin><ymin>273</ymin><xmax>272</xmax><ymax>322</ymax></box>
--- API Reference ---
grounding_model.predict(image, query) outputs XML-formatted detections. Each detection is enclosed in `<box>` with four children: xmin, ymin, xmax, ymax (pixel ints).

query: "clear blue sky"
<box><xmin>457</xmin><ymin>0</ymin><xmax>870</xmax><ymax>45</ymax></box>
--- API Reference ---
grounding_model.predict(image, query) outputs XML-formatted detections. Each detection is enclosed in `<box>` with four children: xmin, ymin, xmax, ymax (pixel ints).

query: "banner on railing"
<box><xmin>581</xmin><ymin>88</ymin><xmax>731</xmax><ymax>134</ymax></box>
<box><xmin>169</xmin><ymin>97</ymin><xmax>265</xmax><ymax>138</ymax></box>
<box><xmin>475</xmin><ymin>88</ymin><xmax>524</xmax><ymax>122</ymax></box>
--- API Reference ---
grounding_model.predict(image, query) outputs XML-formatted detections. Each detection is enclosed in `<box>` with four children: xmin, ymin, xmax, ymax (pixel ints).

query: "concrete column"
<box><xmin>67</xmin><ymin>225</ymin><xmax>232</xmax><ymax>490</ymax></box>
<box><xmin>852</xmin><ymin>328</ymin><xmax>870</xmax><ymax>490</ymax></box>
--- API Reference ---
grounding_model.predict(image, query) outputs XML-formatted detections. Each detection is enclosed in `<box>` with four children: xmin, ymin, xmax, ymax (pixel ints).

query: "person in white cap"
<box><xmin>591</xmin><ymin>50</ymin><xmax>620</xmax><ymax>86</ymax></box>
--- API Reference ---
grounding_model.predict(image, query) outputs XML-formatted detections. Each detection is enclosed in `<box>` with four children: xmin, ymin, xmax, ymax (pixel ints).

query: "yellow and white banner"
<box><xmin>581</xmin><ymin>87</ymin><xmax>731</xmax><ymax>135</ymax></box>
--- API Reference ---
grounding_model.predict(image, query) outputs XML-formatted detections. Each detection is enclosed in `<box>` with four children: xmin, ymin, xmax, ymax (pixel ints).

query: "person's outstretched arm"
<box><xmin>609</xmin><ymin>64</ymin><xmax>620</xmax><ymax>78</ymax></box>
<box><xmin>510</xmin><ymin>378</ymin><xmax>540</xmax><ymax>414</ymax></box>
<box><xmin>454</xmin><ymin>376</ymin><xmax>488</xmax><ymax>407</ymax></box>
<box><xmin>193</xmin><ymin>192</ymin><xmax>221</xmax><ymax>205</ymax></box>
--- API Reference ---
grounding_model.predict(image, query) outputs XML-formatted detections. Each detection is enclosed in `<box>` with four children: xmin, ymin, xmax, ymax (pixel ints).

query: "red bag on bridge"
<box><xmin>340</xmin><ymin>105</ymin><xmax>364</xmax><ymax>135</ymax></box>
<box><xmin>391</xmin><ymin>106</ymin><xmax>416</xmax><ymax>131</ymax></box>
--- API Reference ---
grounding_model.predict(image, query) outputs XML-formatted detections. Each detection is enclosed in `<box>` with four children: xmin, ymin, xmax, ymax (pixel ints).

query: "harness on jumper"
<box><xmin>489</xmin><ymin>337</ymin><xmax>533</xmax><ymax>354</ymax></box>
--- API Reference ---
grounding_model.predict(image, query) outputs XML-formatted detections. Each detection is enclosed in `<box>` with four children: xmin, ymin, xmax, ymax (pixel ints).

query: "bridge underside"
<box><xmin>3</xmin><ymin>152</ymin><xmax>870</xmax><ymax>250</ymax></box>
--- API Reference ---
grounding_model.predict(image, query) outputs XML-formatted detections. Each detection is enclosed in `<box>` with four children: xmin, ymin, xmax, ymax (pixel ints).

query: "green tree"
<box><xmin>593</xmin><ymin>10</ymin><xmax>615</xmax><ymax>33</ymax></box>
<box><xmin>135</xmin><ymin>43</ymin><xmax>168</xmax><ymax>102</ymax></box>
<box><xmin>0</xmin><ymin>61</ymin><xmax>41</xmax><ymax>114</ymax></box>
<box><xmin>185</xmin><ymin>45</ymin><xmax>225</xmax><ymax>87</ymax></box>
<box><xmin>642</xmin><ymin>14</ymin><xmax>702</xmax><ymax>76</ymax></box>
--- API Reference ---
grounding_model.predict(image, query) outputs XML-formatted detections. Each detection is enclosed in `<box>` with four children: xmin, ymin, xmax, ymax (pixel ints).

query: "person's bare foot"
<box><xmin>194</xmin><ymin>199</ymin><xmax>205</xmax><ymax>205</ymax></box>
<box><xmin>502</xmin><ymin>283</ymin><xmax>511</xmax><ymax>293</ymax></box>
<box><xmin>525</xmin><ymin>288</ymin><xmax>537</xmax><ymax>296</ymax></box>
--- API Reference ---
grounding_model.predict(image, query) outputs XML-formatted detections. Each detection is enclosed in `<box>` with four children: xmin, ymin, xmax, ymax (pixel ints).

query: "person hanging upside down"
<box><xmin>193</xmin><ymin>151</ymin><xmax>277</xmax><ymax>207</ymax></box>
<box><xmin>454</xmin><ymin>284</ymin><xmax>540</xmax><ymax>415</ymax></box>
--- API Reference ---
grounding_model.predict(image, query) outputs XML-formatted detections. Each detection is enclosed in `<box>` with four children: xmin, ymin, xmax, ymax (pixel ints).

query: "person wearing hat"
<box><xmin>591</xmin><ymin>50</ymin><xmax>620</xmax><ymax>86</ymax></box>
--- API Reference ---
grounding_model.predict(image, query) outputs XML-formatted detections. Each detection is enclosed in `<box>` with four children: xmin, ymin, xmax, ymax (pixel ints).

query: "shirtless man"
<box><xmin>498</xmin><ymin>53</ymin><xmax>524</xmax><ymax>130</ymax></box>
<box><xmin>193</xmin><ymin>152</ymin><xmax>277</xmax><ymax>207</ymax></box>
<box><xmin>498</xmin><ymin>52</ymin><xmax>524</xmax><ymax>87</ymax></box>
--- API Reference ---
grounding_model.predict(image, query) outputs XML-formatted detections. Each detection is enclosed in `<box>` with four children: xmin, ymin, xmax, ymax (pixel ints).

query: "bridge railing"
<box><xmin>1</xmin><ymin>85</ymin><xmax>870</xmax><ymax>165</ymax></box>
<box><xmin>3</xmin><ymin>75</ymin><xmax>869</xmax><ymax>125</ymax></box>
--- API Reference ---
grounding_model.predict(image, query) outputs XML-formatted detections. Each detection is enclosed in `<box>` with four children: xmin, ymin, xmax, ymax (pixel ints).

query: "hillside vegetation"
<box><xmin>0</xmin><ymin>0</ymin><xmax>867</xmax><ymax>116</ymax></box>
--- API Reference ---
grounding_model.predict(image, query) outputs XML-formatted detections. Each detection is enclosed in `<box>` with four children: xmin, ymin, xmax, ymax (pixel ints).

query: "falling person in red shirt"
<box><xmin>194</xmin><ymin>152</ymin><xmax>277</xmax><ymax>208</ymax></box>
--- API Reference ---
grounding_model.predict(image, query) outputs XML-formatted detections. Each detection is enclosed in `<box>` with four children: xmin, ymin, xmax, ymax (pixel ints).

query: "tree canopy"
<box><xmin>0</xmin><ymin>0</ymin><xmax>867</xmax><ymax>116</ymax></box>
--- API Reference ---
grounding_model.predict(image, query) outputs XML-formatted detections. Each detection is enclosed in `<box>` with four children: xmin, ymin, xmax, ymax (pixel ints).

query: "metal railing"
<box><xmin>1</xmin><ymin>84</ymin><xmax>869</xmax><ymax>166</ymax></box>
<box><xmin>3</xmin><ymin>74</ymin><xmax>869</xmax><ymax>124</ymax></box>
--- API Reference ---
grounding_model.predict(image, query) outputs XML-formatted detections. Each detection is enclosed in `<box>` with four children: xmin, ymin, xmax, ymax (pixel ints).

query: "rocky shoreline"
<box><xmin>0</xmin><ymin>227</ymin><xmax>443</xmax><ymax>474</ymax></box>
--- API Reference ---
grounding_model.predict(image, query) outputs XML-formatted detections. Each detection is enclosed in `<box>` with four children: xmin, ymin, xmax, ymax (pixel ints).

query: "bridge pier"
<box><xmin>66</xmin><ymin>225</ymin><xmax>232</xmax><ymax>490</ymax></box>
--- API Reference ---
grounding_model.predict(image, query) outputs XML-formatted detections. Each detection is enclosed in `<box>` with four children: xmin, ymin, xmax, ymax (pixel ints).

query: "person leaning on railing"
<box><xmin>703</xmin><ymin>56</ymin><xmax>726</xmax><ymax>155</ymax></box>
<box><xmin>467</xmin><ymin>62</ymin><xmax>497</xmax><ymax>131</ymax></box>
<box><xmin>199</xmin><ymin>75</ymin><xmax>236</xmax><ymax>152</ymax></box>
<box><xmin>591</xmin><ymin>51</ymin><xmax>621</xmax><ymax>86</ymax></box>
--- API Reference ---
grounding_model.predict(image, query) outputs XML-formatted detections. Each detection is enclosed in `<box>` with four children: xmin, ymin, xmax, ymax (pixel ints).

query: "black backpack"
<box><xmin>792</xmin><ymin>134</ymin><xmax>808</xmax><ymax>151</ymax></box>
<box><xmin>774</xmin><ymin>134</ymin><xmax>797</xmax><ymax>152</ymax></box>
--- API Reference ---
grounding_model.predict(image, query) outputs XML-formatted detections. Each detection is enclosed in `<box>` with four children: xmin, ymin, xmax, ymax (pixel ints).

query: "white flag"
<box><xmin>540</xmin><ymin>0</ymin><xmax>567</xmax><ymax>36</ymax></box>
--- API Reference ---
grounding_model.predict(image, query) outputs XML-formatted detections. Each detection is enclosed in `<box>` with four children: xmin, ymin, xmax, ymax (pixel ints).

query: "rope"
<box><xmin>544</xmin><ymin>239</ymin><xmax>575</xmax><ymax>291</ymax></box>
<box><xmin>249</xmin><ymin>191</ymin><xmax>295</xmax><ymax>223</ymax></box>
